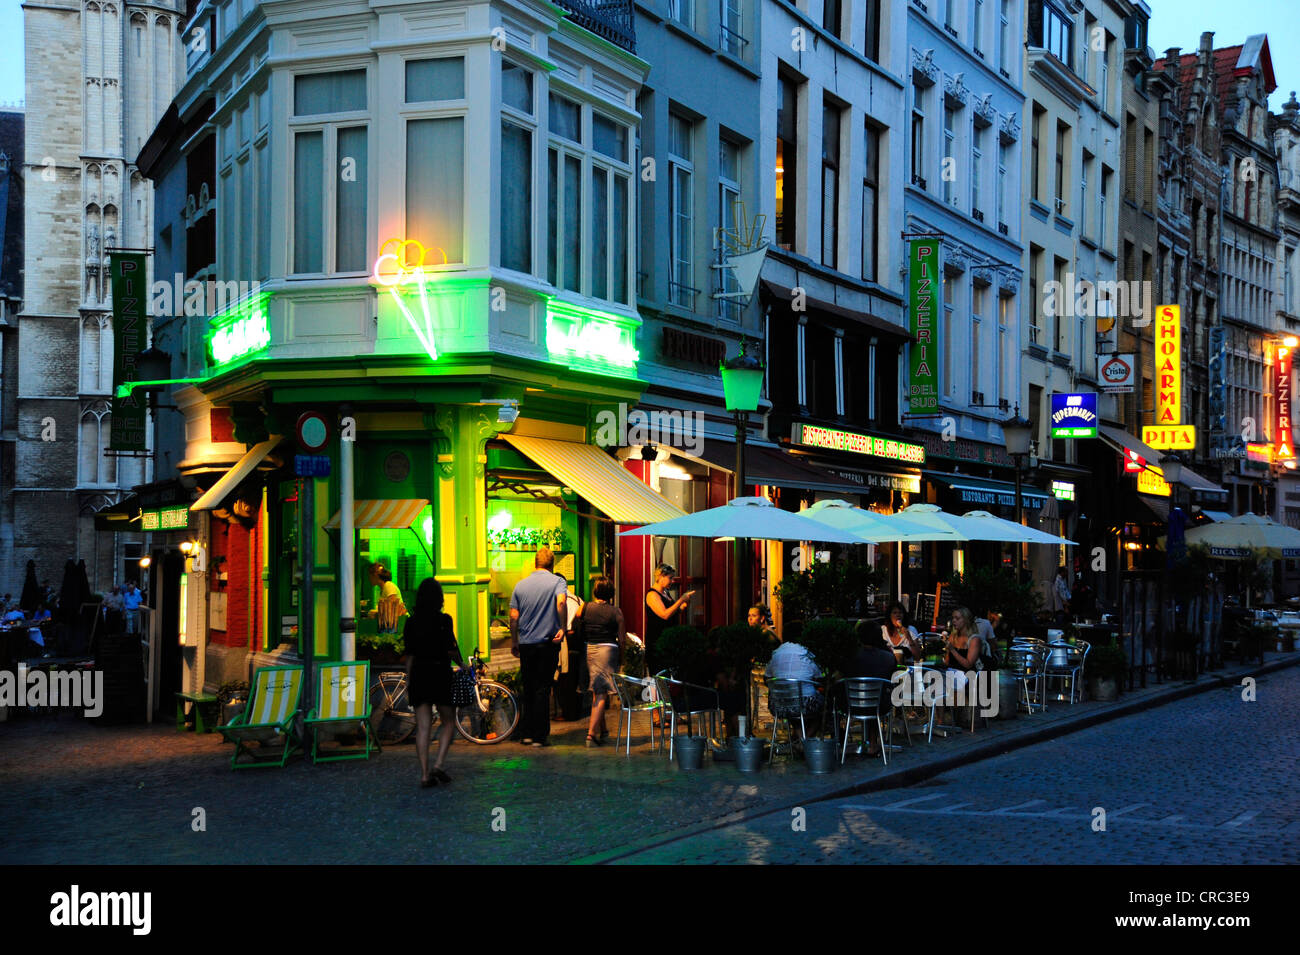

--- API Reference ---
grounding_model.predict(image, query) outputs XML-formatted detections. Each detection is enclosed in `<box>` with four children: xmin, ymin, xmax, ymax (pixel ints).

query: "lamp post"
<box><xmin>1002</xmin><ymin>405</ymin><xmax>1034</xmax><ymax>585</ymax></box>
<box><xmin>720</xmin><ymin>339</ymin><xmax>765</xmax><ymax>621</ymax></box>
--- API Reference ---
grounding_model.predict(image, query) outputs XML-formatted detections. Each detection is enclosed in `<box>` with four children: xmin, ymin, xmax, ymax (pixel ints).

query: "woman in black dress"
<box><xmin>404</xmin><ymin>578</ymin><xmax>464</xmax><ymax>787</ymax></box>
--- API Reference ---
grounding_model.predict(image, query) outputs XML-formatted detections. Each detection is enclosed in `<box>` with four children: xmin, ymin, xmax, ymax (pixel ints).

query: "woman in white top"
<box><xmin>881</xmin><ymin>602</ymin><xmax>922</xmax><ymax>662</ymax></box>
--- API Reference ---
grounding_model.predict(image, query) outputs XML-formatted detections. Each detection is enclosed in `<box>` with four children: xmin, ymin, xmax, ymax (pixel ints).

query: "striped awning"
<box><xmin>191</xmin><ymin>438</ymin><xmax>282</xmax><ymax>512</ymax></box>
<box><xmin>325</xmin><ymin>499</ymin><xmax>429</xmax><ymax>530</ymax></box>
<box><xmin>503</xmin><ymin>435</ymin><xmax>688</xmax><ymax>525</ymax></box>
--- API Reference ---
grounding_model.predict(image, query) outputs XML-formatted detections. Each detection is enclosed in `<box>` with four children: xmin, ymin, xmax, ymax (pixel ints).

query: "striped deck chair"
<box><xmin>304</xmin><ymin>661</ymin><xmax>377</xmax><ymax>763</ymax></box>
<box><xmin>218</xmin><ymin>666</ymin><xmax>303</xmax><ymax>769</ymax></box>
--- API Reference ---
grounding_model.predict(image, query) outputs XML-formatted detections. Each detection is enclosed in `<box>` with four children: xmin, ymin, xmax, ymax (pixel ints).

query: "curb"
<box><xmin>579</xmin><ymin>653</ymin><xmax>1300</xmax><ymax>864</ymax></box>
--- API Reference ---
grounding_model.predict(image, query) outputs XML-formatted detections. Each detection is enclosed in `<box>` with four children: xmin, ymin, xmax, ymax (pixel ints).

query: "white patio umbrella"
<box><xmin>1184</xmin><ymin>512</ymin><xmax>1300</xmax><ymax>559</ymax></box>
<box><xmin>886</xmin><ymin>503</ymin><xmax>1075</xmax><ymax>544</ymax></box>
<box><xmin>802</xmin><ymin>499</ymin><xmax>963</xmax><ymax>541</ymax></box>
<box><xmin>617</xmin><ymin>496</ymin><xmax>878</xmax><ymax>543</ymax></box>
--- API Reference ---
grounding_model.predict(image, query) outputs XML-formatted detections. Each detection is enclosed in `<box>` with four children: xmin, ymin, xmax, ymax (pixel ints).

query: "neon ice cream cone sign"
<box><xmin>372</xmin><ymin>238</ymin><xmax>447</xmax><ymax>360</ymax></box>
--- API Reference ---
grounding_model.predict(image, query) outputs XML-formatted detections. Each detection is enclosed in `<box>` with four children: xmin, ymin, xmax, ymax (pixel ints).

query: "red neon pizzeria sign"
<box><xmin>1278</xmin><ymin>345</ymin><xmax>1295</xmax><ymax>463</ymax></box>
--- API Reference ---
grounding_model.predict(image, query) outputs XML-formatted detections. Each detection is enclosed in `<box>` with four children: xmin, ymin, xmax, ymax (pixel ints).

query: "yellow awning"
<box><xmin>190</xmin><ymin>437</ymin><xmax>282</xmax><ymax>512</ymax></box>
<box><xmin>325</xmin><ymin>499</ymin><xmax>429</xmax><ymax>530</ymax></box>
<box><xmin>503</xmin><ymin>435</ymin><xmax>688</xmax><ymax>524</ymax></box>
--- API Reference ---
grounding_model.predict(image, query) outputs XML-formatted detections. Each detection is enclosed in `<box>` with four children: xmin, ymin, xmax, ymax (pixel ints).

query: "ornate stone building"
<box><xmin>18</xmin><ymin>0</ymin><xmax>185</xmax><ymax>591</ymax></box>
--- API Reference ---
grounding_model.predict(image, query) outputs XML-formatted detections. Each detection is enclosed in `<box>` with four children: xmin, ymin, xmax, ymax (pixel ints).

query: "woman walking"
<box><xmin>403</xmin><ymin>578</ymin><xmax>464</xmax><ymax>787</ymax></box>
<box><xmin>577</xmin><ymin>576</ymin><xmax>624</xmax><ymax>746</ymax></box>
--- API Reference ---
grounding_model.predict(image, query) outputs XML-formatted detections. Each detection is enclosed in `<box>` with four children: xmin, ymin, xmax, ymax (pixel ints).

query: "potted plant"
<box><xmin>1085</xmin><ymin>641</ymin><xmax>1127</xmax><ymax>702</ymax></box>
<box><xmin>774</xmin><ymin>560</ymin><xmax>886</xmax><ymax>625</ymax></box>
<box><xmin>798</xmin><ymin>617</ymin><xmax>858</xmax><ymax>678</ymax></box>
<box><xmin>709</xmin><ymin>621</ymin><xmax>776</xmax><ymax>728</ymax></box>
<box><xmin>217</xmin><ymin>680</ymin><xmax>249</xmax><ymax>725</ymax></box>
<box><xmin>357</xmin><ymin>631</ymin><xmax>404</xmax><ymax>665</ymax></box>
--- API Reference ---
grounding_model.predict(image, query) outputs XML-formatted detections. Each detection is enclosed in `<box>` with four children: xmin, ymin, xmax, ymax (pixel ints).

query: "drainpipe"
<box><xmin>340</xmin><ymin>406</ymin><xmax>356</xmax><ymax>660</ymax></box>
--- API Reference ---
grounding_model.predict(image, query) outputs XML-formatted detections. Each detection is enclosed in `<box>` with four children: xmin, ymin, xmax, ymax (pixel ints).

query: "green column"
<box><xmin>431</xmin><ymin>406</ymin><xmax>510</xmax><ymax>660</ymax></box>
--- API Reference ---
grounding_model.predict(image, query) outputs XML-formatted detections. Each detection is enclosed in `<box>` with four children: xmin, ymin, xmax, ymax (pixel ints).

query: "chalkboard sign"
<box><xmin>912</xmin><ymin>592</ymin><xmax>937</xmax><ymax>629</ymax></box>
<box><xmin>933</xmin><ymin>582</ymin><xmax>960</xmax><ymax>631</ymax></box>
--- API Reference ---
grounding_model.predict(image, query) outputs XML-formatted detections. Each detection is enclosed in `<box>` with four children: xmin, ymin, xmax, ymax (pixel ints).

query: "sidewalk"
<box><xmin>1</xmin><ymin>650</ymin><xmax>1294</xmax><ymax>865</ymax></box>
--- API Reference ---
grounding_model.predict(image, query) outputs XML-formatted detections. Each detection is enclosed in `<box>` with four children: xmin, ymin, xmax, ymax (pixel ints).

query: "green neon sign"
<box><xmin>545</xmin><ymin>299</ymin><xmax>639</xmax><ymax>375</ymax></box>
<box><xmin>207</xmin><ymin>293</ymin><xmax>272</xmax><ymax>367</ymax></box>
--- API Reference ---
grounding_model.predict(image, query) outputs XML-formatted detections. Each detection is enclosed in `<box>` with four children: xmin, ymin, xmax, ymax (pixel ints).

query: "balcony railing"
<box><xmin>555</xmin><ymin>0</ymin><xmax>636</xmax><ymax>53</ymax></box>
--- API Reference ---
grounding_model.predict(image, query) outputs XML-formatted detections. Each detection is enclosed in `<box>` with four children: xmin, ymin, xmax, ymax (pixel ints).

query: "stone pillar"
<box><xmin>431</xmin><ymin>406</ymin><xmax>510</xmax><ymax>660</ymax></box>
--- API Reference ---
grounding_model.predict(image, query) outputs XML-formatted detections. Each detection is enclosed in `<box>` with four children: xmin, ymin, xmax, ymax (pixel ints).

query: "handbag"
<box><xmin>450</xmin><ymin>667</ymin><xmax>476</xmax><ymax>707</ymax></box>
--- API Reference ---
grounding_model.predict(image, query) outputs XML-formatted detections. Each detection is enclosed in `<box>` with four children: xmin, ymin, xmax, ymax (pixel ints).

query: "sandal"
<box><xmin>420</xmin><ymin>775</ymin><xmax>437</xmax><ymax>788</ymax></box>
<box><xmin>431</xmin><ymin>768</ymin><xmax>451</xmax><ymax>784</ymax></box>
<box><xmin>585</xmin><ymin>735</ymin><xmax>602</xmax><ymax>747</ymax></box>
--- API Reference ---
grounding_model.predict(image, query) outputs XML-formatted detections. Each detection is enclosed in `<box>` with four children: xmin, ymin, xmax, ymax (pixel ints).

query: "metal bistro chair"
<box><xmin>654</xmin><ymin>672</ymin><xmax>723</xmax><ymax>760</ymax></box>
<box><xmin>765</xmin><ymin>677</ymin><xmax>823</xmax><ymax>764</ymax></box>
<box><xmin>1003</xmin><ymin>645</ymin><xmax>1047</xmax><ymax>714</ymax></box>
<box><xmin>832</xmin><ymin>677</ymin><xmax>893</xmax><ymax>765</ymax></box>
<box><xmin>1043</xmin><ymin>641</ymin><xmax>1087</xmax><ymax>704</ymax></box>
<box><xmin>612</xmin><ymin>674</ymin><xmax>664</xmax><ymax>755</ymax></box>
<box><xmin>884</xmin><ymin>664</ymin><xmax>937</xmax><ymax>745</ymax></box>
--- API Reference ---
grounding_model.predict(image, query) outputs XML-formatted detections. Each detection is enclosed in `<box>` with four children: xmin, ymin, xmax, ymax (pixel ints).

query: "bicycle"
<box><xmin>368</xmin><ymin>654</ymin><xmax>519</xmax><ymax>745</ymax></box>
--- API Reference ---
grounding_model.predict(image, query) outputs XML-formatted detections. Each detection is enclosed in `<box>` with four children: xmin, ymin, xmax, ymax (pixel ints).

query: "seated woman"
<box><xmin>943</xmin><ymin>606</ymin><xmax>984</xmax><ymax>691</ymax></box>
<box><xmin>881</xmin><ymin>602</ymin><xmax>922</xmax><ymax>663</ymax></box>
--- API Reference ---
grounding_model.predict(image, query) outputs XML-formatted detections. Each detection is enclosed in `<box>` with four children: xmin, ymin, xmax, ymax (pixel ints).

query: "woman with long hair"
<box><xmin>881</xmin><ymin>601</ymin><xmax>922</xmax><ymax>662</ymax></box>
<box><xmin>943</xmin><ymin>606</ymin><xmax>983</xmax><ymax>691</ymax></box>
<box><xmin>403</xmin><ymin>578</ymin><xmax>464</xmax><ymax>787</ymax></box>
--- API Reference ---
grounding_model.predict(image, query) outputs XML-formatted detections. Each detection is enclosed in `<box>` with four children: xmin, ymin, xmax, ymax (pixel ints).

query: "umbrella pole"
<box><xmin>735</xmin><ymin>411</ymin><xmax>749</xmax><ymax>624</ymax></box>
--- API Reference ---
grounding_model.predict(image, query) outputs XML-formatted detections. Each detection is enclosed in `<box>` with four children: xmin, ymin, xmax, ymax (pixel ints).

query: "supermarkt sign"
<box><xmin>1049</xmin><ymin>393</ymin><xmax>1098</xmax><ymax>438</ymax></box>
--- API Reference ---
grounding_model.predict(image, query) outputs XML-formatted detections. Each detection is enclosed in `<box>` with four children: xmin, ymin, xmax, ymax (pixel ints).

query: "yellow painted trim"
<box><xmin>439</xmin><ymin>477</ymin><xmax>456</xmax><ymax>564</ymax></box>
<box><xmin>315</xmin><ymin>589</ymin><xmax>330</xmax><ymax>655</ymax></box>
<box><xmin>509</xmin><ymin>416</ymin><xmax>586</xmax><ymax>442</ymax></box>
<box><xmin>478</xmin><ymin>589</ymin><xmax>489</xmax><ymax>656</ymax></box>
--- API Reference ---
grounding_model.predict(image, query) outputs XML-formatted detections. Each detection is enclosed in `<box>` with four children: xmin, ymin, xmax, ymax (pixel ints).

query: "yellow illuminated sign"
<box><xmin>1142</xmin><ymin>425</ymin><xmax>1195</xmax><ymax>450</ymax></box>
<box><xmin>1136</xmin><ymin>466</ymin><xmax>1171</xmax><ymax>497</ymax></box>
<box><xmin>1155</xmin><ymin>304</ymin><xmax>1181</xmax><ymax>424</ymax></box>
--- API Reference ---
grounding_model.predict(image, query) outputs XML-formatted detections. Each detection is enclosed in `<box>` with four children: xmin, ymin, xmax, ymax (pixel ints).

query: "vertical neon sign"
<box><xmin>1277</xmin><ymin>344</ymin><xmax>1294</xmax><ymax>463</ymax></box>
<box><xmin>908</xmin><ymin>240</ymin><xmax>940</xmax><ymax>411</ymax></box>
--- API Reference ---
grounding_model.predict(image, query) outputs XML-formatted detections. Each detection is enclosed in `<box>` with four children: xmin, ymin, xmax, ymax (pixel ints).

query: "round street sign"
<box><xmin>296</xmin><ymin>411</ymin><xmax>332</xmax><ymax>453</ymax></box>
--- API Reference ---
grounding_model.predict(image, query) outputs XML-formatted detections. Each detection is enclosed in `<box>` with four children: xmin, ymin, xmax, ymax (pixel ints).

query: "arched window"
<box><xmin>79</xmin><ymin>401</ymin><xmax>117</xmax><ymax>487</ymax></box>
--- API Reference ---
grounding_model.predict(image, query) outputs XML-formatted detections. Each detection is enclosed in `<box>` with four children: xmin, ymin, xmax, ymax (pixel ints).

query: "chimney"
<box><xmin>1164</xmin><ymin>47</ymin><xmax>1180</xmax><ymax>73</ymax></box>
<box><xmin>1199</xmin><ymin>31</ymin><xmax>1214</xmax><ymax>55</ymax></box>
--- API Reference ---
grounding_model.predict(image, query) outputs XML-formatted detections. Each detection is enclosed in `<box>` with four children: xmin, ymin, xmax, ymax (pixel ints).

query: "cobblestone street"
<box><xmin>2</xmin><ymin>656</ymin><xmax>1295</xmax><ymax>865</ymax></box>
<box><xmin>612</xmin><ymin>666</ymin><xmax>1300</xmax><ymax>864</ymax></box>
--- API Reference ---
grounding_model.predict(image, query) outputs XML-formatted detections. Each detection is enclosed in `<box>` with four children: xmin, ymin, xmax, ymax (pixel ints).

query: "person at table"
<box><xmin>2</xmin><ymin>606</ymin><xmax>25</xmax><ymax>627</ymax></box>
<box><xmin>943</xmin><ymin>607</ymin><xmax>984</xmax><ymax>690</ymax></box>
<box><xmin>881</xmin><ymin>602</ymin><xmax>922</xmax><ymax>662</ymax></box>
<box><xmin>28</xmin><ymin>604</ymin><xmax>52</xmax><ymax>651</ymax></box>
<box><xmin>766</xmin><ymin>637</ymin><xmax>823</xmax><ymax>735</ymax></box>
<box><xmin>843</xmin><ymin>628</ymin><xmax>899</xmax><ymax>757</ymax></box>
<box><xmin>644</xmin><ymin>564</ymin><xmax>694</xmax><ymax>676</ymax></box>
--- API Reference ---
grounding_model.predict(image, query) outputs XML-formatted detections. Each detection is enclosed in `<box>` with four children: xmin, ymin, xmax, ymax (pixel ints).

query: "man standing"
<box><xmin>510</xmin><ymin>547</ymin><xmax>567</xmax><ymax>747</ymax></box>
<box><xmin>1049</xmin><ymin>567</ymin><xmax>1071</xmax><ymax>627</ymax></box>
<box><xmin>122</xmin><ymin>580</ymin><xmax>143</xmax><ymax>635</ymax></box>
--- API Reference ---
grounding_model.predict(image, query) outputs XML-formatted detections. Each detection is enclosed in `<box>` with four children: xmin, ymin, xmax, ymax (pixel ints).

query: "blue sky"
<box><xmin>0</xmin><ymin>1</ymin><xmax>1294</xmax><ymax>119</ymax></box>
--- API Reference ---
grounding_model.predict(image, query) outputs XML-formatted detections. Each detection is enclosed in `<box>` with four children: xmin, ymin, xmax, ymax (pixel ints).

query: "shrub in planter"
<box><xmin>494</xmin><ymin>667</ymin><xmax>524</xmax><ymax>698</ymax></box>
<box><xmin>1085</xmin><ymin>641</ymin><xmax>1127</xmax><ymax>701</ymax></box>
<box><xmin>655</xmin><ymin>625</ymin><xmax>709</xmax><ymax>680</ymax></box>
<box><xmin>798</xmin><ymin>617</ymin><xmax>858</xmax><ymax>678</ymax></box>
<box><xmin>357</xmin><ymin>632</ymin><xmax>404</xmax><ymax>664</ymax></box>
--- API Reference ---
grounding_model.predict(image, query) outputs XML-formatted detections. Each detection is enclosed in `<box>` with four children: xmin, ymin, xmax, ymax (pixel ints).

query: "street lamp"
<box><xmin>1002</xmin><ymin>405</ymin><xmax>1034</xmax><ymax>584</ymax></box>
<box><xmin>720</xmin><ymin>338</ymin><xmax>765</xmax><ymax>620</ymax></box>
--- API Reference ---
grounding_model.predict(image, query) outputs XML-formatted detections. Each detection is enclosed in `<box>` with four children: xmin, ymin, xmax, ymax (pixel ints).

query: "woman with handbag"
<box><xmin>403</xmin><ymin>578</ymin><xmax>465</xmax><ymax>788</ymax></box>
<box><xmin>576</xmin><ymin>576</ymin><xmax>624</xmax><ymax>747</ymax></box>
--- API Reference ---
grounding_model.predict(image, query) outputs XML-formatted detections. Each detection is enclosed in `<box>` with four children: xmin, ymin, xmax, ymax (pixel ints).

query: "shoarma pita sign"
<box><xmin>1155</xmin><ymin>304</ymin><xmax>1181</xmax><ymax>424</ymax></box>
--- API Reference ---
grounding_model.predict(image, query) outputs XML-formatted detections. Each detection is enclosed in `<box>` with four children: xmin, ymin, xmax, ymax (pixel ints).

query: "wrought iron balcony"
<box><xmin>555</xmin><ymin>1</ymin><xmax>636</xmax><ymax>53</ymax></box>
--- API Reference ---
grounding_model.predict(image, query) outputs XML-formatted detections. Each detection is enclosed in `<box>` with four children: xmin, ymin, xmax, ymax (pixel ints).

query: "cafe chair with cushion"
<box><xmin>305</xmin><ymin>660</ymin><xmax>377</xmax><ymax>763</ymax></box>
<box><xmin>765</xmin><ymin>677</ymin><xmax>823</xmax><ymax>763</ymax></box>
<box><xmin>613</xmin><ymin>674</ymin><xmax>664</xmax><ymax>755</ymax></box>
<box><xmin>1003</xmin><ymin>646</ymin><xmax>1047</xmax><ymax>714</ymax></box>
<box><xmin>832</xmin><ymin>677</ymin><xmax>893</xmax><ymax>765</ymax></box>
<box><xmin>654</xmin><ymin>672</ymin><xmax>722</xmax><ymax>760</ymax></box>
<box><xmin>1043</xmin><ymin>642</ymin><xmax>1086</xmax><ymax>704</ymax></box>
<box><xmin>218</xmin><ymin>665</ymin><xmax>304</xmax><ymax>769</ymax></box>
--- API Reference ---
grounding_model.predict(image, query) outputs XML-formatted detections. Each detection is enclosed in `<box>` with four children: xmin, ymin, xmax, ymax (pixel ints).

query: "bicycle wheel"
<box><xmin>455</xmin><ymin>681</ymin><xmax>519</xmax><ymax>743</ymax></box>
<box><xmin>369</xmin><ymin>671</ymin><xmax>416</xmax><ymax>745</ymax></box>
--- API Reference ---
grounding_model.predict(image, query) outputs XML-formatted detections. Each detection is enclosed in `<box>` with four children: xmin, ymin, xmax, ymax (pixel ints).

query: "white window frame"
<box><xmin>668</xmin><ymin>113</ymin><xmax>695</xmax><ymax>308</ymax></box>
<box><xmin>943</xmin><ymin>103</ymin><xmax>957</xmax><ymax>206</ymax></box>
<box><xmin>287</xmin><ymin>70</ymin><xmax>372</xmax><ymax>278</ymax></box>
<box><xmin>500</xmin><ymin>59</ymin><xmax>537</xmax><ymax>276</ymax></box>
<box><xmin>718</xmin><ymin>137</ymin><xmax>742</xmax><ymax>321</ymax></box>
<box><xmin>971</xmin><ymin>121</ymin><xmax>984</xmax><ymax>215</ymax></box>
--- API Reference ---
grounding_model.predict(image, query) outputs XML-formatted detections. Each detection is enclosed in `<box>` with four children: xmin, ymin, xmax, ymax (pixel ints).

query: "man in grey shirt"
<box><xmin>510</xmin><ymin>547</ymin><xmax>568</xmax><ymax>746</ymax></box>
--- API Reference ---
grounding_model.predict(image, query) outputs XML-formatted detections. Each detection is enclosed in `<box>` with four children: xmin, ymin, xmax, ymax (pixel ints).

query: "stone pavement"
<box><xmin>611</xmin><ymin>663</ymin><xmax>1300</xmax><ymax>864</ymax></box>
<box><xmin>1</xmin><ymin>651</ymin><xmax>1295</xmax><ymax>865</ymax></box>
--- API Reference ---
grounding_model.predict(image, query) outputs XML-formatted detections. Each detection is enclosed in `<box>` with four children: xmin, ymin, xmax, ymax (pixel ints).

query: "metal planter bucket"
<box><xmin>996</xmin><ymin>671</ymin><xmax>1019</xmax><ymax>720</ymax></box>
<box><xmin>731</xmin><ymin>736</ymin><xmax>765</xmax><ymax>773</ymax></box>
<box><xmin>803</xmin><ymin>738</ymin><xmax>838</xmax><ymax>774</ymax></box>
<box><xmin>674</xmin><ymin>735</ymin><xmax>707</xmax><ymax>771</ymax></box>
